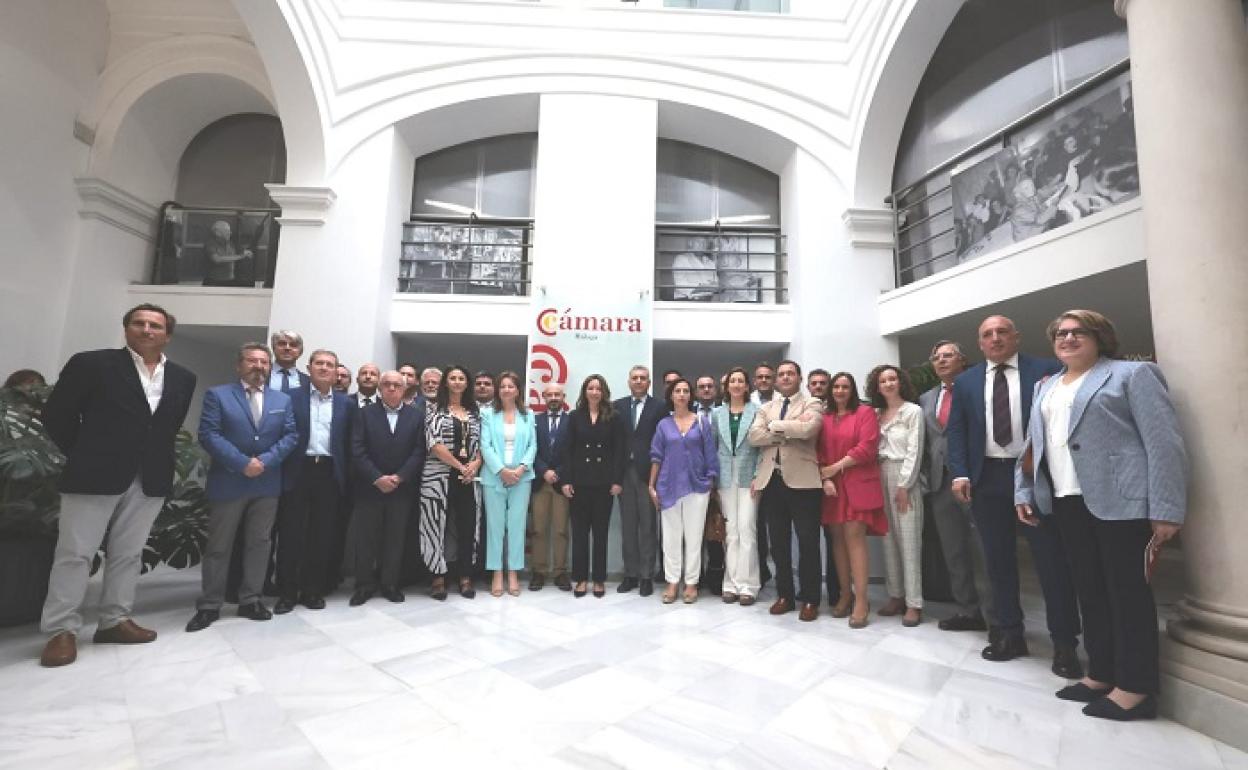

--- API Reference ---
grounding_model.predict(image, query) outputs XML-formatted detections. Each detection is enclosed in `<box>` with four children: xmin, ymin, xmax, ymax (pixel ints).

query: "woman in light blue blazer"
<box><xmin>710</xmin><ymin>367</ymin><xmax>762</xmax><ymax>605</ymax></box>
<box><xmin>1015</xmin><ymin>309</ymin><xmax>1187</xmax><ymax>722</ymax></box>
<box><xmin>481</xmin><ymin>371</ymin><xmax>537</xmax><ymax>597</ymax></box>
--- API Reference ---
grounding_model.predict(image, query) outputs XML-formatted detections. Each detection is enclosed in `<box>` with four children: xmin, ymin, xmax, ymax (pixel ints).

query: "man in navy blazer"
<box><xmin>38</xmin><ymin>304</ymin><xmax>196</xmax><ymax>667</ymax></box>
<box><xmin>186</xmin><ymin>344</ymin><xmax>298</xmax><ymax>632</ymax></box>
<box><xmin>529</xmin><ymin>383</ymin><xmax>572</xmax><ymax>591</ymax></box>
<box><xmin>946</xmin><ymin>315</ymin><xmax>1082</xmax><ymax>677</ymax></box>
<box><xmin>614</xmin><ymin>365</ymin><xmax>667</xmax><ymax>597</ymax></box>
<box><xmin>275</xmin><ymin>349</ymin><xmax>352</xmax><ymax>613</ymax></box>
<box><xmin>350</xmin><ymin>371</ymin><xmax>427</xmax><ymax>605</ymax></box>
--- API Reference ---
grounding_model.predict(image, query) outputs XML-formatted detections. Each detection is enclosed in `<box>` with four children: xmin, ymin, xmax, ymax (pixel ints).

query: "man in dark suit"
<box><xmin>614</xmin><ymin>365</ymin><xmax>666</xmax><ymax>597</ymax></box>
<box><xmin>529</xmin><ymin>383</ymin><xmax>571</xmax><ymax>591</ymax></box>
<box><xmin>38</xmin><ymin>304</ymin><xmax>197</xmax><ymax>667</ymax></box>
<box><xmin>350</xmin><ymin>370</ymin><xmax>427</xmax><ymax>605</ymax></box>
<box><xmin>946</xmin><ymin>315</ymin><xmax>1082</xmax><ymax>677</ymax></box>
<box><xmin>352</xmin><ymin>363</ymin><xmax>381</xmax><ymax>408</ymax></box>
<box><xmin>269</xmin><ymin>330</ymin><xmax>310</xmax><ymax>393</ymax></box>
<box><xmin>275</xmin><ymin>349</ymin><xmax>352</xmax><ymax>613</ymax></box>
<box><xmin>186</xmin><ymin>343</ymin><xmax>298</xmax><ymax>632</ymax></box>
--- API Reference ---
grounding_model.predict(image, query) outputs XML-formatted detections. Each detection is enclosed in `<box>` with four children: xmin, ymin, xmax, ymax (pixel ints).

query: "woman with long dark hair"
<box><xmin>709</xmin><ymin>367</ymin><xmax>761</xmax><ymax>605</ymax></box>
<box><xmin>481</xmin><ymin>371</ymin><xmax>537</xmax><ymax>597</ymax></box>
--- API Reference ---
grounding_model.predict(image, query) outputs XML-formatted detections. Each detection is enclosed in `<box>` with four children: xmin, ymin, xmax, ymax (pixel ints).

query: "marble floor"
<box><xmin>0</xmin><ymin>567</ymin><xmax>1243</xmax><ymax>770</ymax></box>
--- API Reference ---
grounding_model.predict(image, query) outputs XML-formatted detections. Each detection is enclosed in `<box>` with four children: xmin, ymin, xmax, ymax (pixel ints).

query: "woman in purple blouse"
<box><xmin>648</xmin><ymin>378</ymin><xmax>719</xmax><ymax>604</ymax></box>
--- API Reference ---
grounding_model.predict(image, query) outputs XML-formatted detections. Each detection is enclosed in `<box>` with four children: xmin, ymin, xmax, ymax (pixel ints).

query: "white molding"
<box><xmin>841</xmin><ymin>206</ymin><xmax>894</xmax><ymax>249</ymax></box>
<box><xmin>74</xmin><ymin>177</ymin><xmax>159</xmax><ymax>242</ymax></box>
<box><xmin>264</xmin><ymin>184</ymin><xmax>337</xmax><ymax>226</ymax></box>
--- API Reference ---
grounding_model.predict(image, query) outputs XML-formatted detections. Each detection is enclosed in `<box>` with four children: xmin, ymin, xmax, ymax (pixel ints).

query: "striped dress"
<box><xmin>418</xmin><ymin>403</ymin><xmax>483</xmax><ymax>575</ymax></box>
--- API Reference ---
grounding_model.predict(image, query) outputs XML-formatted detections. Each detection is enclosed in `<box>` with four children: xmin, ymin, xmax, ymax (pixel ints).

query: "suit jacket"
<box><xmin>481</xmin><ymin>409</ymin><xmax>538</xmax><ymax>489</ymax></box>
<box><xmin>748</xmin><ymin>392</ymin><xmax>825</xmax><ymax>489</ymax></box>
<box><xmin>614</xmin><ymin>394</ymin><xmax>667</xmax><ymax>478</ymax></box>
<box><xmin>532</xmin><ymin>408</ymin><xmax>569</xmax><ymax>490</ymax></box>
<box><xmin>351</xmin><ymin>400</ymin><xmax>427</xmax><ymax>501</ymax></box>
<box><xmin>710</xmin><ymin>402</ymin><xmax>760</xmax><ymax>489</ymax></box>
<box><xmin>556</xmin><ymin>408</ymin><xmax>627</xmax><ymax>490</ymax></box>
<box><xmin>282</xmin><ymin>387</ymin><xmax>352</xmax><ymax>492</ymax></box>
<box><xmin>946</xmin><ymin>353</ymin><xmax>1061</xmax><ymax>485</ymax></box>
<box><xmin>1015</xmin><ymin>358</ymin><xmax>1187</xmax><ymax>524</ymax></box>
<box><xmin>42</xmin><ymin>348</ymin><xmax>197</xmax><ymax>497</ymax></box>
<box><xmin>918</xmin><ymin>383</ymin><xmax>953</xmax><ymax>493</ymax></box>
<box><xmin>198</xmin><ymin>383</ymin><xmax>299</xmax><ymax>501</ymax></box>
<box><xmin>272</xmin><ymin>368</ymin><xmax>311</xmax><ymax>393</ymax></box>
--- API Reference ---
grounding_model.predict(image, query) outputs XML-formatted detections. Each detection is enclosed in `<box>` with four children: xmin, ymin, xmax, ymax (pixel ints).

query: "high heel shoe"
<box><xmin>574</xmin><ymin>581</ymin><xmax>588</xmax><ymax>598</ymax></box>
<box><xmin>831</xmin><ymin>599</ymin><xmax>852</xmax><ymax>619</ymax></box>
<box><xmin>491</xmin><ymin>574</ymin><xmax>504</xmax><ymax>598</ymax></box>
<box><xmin>430</xmin><ymin>577</ymin><xmax>448</xmax><ymax>601</ymax></box>
<box><xmin>592</xmin><ymin>582</ymin><xmax>606</xmax><ymax>598</ymax></box>
<box><xmin>459</xmin><ymin>579</ymin><xmax>476</xmax><ymax>599</ymax></box>
<box><xmin>849</xmin><ymin>601</ymin><xmax>870</xmax><ymax>629</ymax></box>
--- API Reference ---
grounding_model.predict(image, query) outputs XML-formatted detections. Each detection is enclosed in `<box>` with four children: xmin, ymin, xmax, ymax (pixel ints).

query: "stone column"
<box><xmin>1115</xmin><ymin>0</ymin><xmax>1248</xmax><ymax>746</ymax></box>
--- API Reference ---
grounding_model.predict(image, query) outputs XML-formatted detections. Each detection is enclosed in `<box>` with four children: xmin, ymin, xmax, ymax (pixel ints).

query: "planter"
<box><xmin>0</xmin><ymin>536</ymin><xmax>55</xmax><ymax>627</ymax></box>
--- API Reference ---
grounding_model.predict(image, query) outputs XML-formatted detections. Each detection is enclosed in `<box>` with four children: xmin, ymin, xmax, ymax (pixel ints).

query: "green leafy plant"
<box><xmin>908</xmin><ymin>360</ymin><xmax>939</xmax><ymax>395</ymax></box>
<box><xmin>0</xmin><ymin>385</ymin><xmax>63</xmax><ymax>539</ymax></box>
<box><xmin>141</xmin><ymin>430</ymin><xmax>210</xmax><ymax>573</ymax></box>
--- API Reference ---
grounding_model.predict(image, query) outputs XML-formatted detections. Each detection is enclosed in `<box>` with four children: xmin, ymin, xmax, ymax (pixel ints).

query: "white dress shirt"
<box><xmin>983</xmin><ymin>353</ymin><xmax>1025</xmax><ymax>459</ymax></box>
<box><xmin>1040</xmin><ymin>371</ymin><xmax>1088</xmax><ymax>497</ymax></box>
<box><xmin>306</xmin><ymin>387</ymin><xmax>334</xmax><ymax>456</ymax></box>
<box><xmin>878</xmin><ymin>402</ymin><xmax>925</xmax><ymax>489</ymax></box>
<box><xmin>384</xmin><ymin>402</ymin><xmax>402</xmax><ymax>432</ymax></box>
<box><xmin>357</xmin><ymin>392</ymin><xmax>376</xmax><ymax>408</ymax></box>
<box><xmin>127</xmin><ymin>347</ymin><xmax>166</xmax><ymax>414</ymax></box>
<box><xmin>241</xmin><ymin>380</ymin><xmax>264</xmax><ymax>424</ymax></box>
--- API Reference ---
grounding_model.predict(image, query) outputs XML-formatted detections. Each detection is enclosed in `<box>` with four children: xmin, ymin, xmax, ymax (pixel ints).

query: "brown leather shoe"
<box><xmin>40</xmin><ymin>632</ymin><xmax>77</xmax><ymax>667</ymax></box>
<box><xmin>769</xmin><ymin>597</ymin><xmax>794</xmax><ymax>616</ymax></box>
<box><xmin>92</xmin><ymin>619</ymin><xmax>157</xmax><ymax>644</ymax></box>
<box><xmin>739</xmin><ymin>595</ymin><xmax>756</xmax><ymax>607</ymax></box>
<box><xmin>799</xmin><ymin>603</ymin><xmax>819</xmax><ymax>622</ymax></box>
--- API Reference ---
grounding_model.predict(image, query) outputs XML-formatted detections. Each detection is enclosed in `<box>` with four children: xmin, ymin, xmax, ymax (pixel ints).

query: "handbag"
<box><xmin>704</xmin><ymin>492</ymin><xmax>726</xmax><ymax>542</ymax></box>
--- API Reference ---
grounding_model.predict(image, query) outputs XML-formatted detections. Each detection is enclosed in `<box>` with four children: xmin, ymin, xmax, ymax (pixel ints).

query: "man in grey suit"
<box><xmin>920</xmin><ymin>341</ymin><xmax>991</xmax><ymax>632</ymax></box>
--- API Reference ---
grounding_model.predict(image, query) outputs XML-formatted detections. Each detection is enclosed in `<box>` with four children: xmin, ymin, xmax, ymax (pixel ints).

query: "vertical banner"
<box><xmin>526</xmin><ymin>289</ymin><xmax>653</xmax><ymax>413</ymax></box>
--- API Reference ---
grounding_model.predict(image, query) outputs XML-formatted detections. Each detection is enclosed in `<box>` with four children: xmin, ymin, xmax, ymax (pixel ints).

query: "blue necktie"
<box><xmin>281</xmin><ymin>369</ymin><xmax>291</xmax><ymax>393</ymax></box>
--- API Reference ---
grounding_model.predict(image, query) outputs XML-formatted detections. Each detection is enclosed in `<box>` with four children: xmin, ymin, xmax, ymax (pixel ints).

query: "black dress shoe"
<box><xmin>1083</xmin><ymin>694</ymin><xmax>1157</xmax><ymax>721</ymax></box>
<box><xmin>349</xmin><ymin>588</ymin><xmax>375</xmax><ymax>607</ymax></box>
<box><xmin>1052</xmin><ymin>643</ymin><xmax>1084</xmax><ymax>679</ymax></box>
<box><xmin>982</xmin><ymin>634</ymin><xmax>1029</xmax><ymax>662</ymax></box>
<box><xmin>380</xmin><ymin>586</ymin><xmax>405</xmax><ymax>603</ymax></box>
<box><xmin>274</xmin><ymin>597</ymin><xmax>297</xmax><ymax>615</ymax></box>
<box><xmin>617</xmin><ymin>577</ymin><xmax>639</xmax><ymax>593</ymax></box>
<box><xmin>593</xmin><ymin>583</ymin><xmax>606</xmax><ymax>598</ymax></box>
<box><xmin>639</xmin><ymin>579</ymin><xmax>654</xmax><ymax>597</ymax></box>
<box><xmin>300</xmin><ymin>595</ymin><xmax>326</xmax><ymax>610</ymax></box>
<box><xmin>529</xmin><ymin>573</ymin><xmax>545</xmax><ymax>591</ymax></box>
<box><xmin>987</xmin><ymin>626</ymin><xmax>1004</xmax><ymax>645</ymax></box>
<box><xmin>237</xmin><ymin>602</ymin><xmax>272</xmax><ymax>621</ymax></box>
<box><xmin>185</xmin><ymin>609</ymin><xmax>219</xmax><ymax>632</ymax></box>
<box><xmin>1056</xmin><ymin>682</ymin><xmax>1112</xmax><ymax>703</ymax></box>
<box><xmin>939</xmin><ymin>613</ymin><xmax>988</xmax><ymax>632</ymax></box>
<box><xmin>459</xmin><ymin>584</ymin><xmax>476</xmax><ymax>599</ymax></box>
<box><xmin>555</xmin><ymin>574</ymin><xmax>572</xmax><ymax>591</ymax></box>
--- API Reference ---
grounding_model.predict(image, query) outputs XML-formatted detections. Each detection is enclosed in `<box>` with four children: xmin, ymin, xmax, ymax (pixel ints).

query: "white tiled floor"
<box><xmin>0</xmin><ymin>567</ymin><xmax>1242</xmax><ymax>770</ymax></box>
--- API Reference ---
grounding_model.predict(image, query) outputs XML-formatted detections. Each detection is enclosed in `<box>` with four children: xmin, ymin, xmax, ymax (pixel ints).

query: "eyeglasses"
<box><xmin>929</xmin><ymin>352</ymin><xmax>959</xmax><ymax>362</ymax></box>
<box><xmin>1052</xmin><ymin>327</ymin><xmax>1091</xmax><ymax>341</ymax></box>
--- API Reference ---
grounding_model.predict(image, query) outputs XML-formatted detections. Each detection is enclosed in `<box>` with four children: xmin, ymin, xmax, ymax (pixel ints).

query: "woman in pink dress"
<box><xmin>818</xmin><ymin>372</ymin><xmax>886</xmax><ymax>628</ymax></box>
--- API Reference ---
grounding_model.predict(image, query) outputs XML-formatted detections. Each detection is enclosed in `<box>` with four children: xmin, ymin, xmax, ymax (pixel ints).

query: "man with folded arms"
<box><xmin>350</xmin><ymin>371</ymin><xmax>427</xmax><ymax>605</ymax></box>
<box><xmin>187</xmin><ymin>343</ymin><xmax>298</xmax><ymax>631</ymax></box>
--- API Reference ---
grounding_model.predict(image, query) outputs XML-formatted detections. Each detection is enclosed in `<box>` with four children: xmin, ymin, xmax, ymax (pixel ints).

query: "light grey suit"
<box><xmin>1015</xmin><ymin>358</ymin><xmax>1187</xmax><ymax>524</ymax></box>
<box><xmin>920</xmin><ymin>384</ymin><xmax>992</xmax><ymax>619</ymax></box>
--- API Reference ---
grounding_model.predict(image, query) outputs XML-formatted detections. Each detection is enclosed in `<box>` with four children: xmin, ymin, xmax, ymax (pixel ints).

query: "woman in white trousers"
<box><xmin>709</xmin><ymin>368</ymin><xmax>762</xmax><ymax>605</ymax></box>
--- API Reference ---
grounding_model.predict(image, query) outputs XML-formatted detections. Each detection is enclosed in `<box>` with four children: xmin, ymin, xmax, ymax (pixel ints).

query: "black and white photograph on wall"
<box><xmin>655</xmin><ymin>231</ymin><xmax>778</xmax><ymax>303</ymax></box>
<box><xmin>153</xmin><ymin>209</ymin><xmax>278</xmax><ymax>287</ymax></box>
<box><xmin>951</xmin><ymin>74</ymin><xmax>1138</xmax><ymax>262</ymax></box>
<box><xmin>399</xmin><ymin>223</ymin><xmax>527</xmax><ymax>295</ymax></box>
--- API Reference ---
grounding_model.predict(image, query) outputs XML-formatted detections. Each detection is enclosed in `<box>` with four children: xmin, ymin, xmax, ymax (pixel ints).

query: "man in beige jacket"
<box><xmin>748</xmin><ymin>360</ymin><xmax>824</xmax><ymax>621</ymax></box>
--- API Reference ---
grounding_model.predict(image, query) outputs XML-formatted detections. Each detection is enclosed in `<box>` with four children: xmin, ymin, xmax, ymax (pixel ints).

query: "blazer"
<box><xmin>350</xmin><ymin>392</ymin><xmax>380</xmax><ymax>409</ymax></box>
<box><xmin>282</xmin><ymin>387</ymin><xmax>352</xmax><ymax>492</ymax></box>
<box><xmin>532</xmin><ymin>408</ymin><xmax>569</xmax><ymax>489</ymax></box>
<box><xmin>481</xmin><ymin>408</ymin><xmax>538</xmax><ymax>489</ymax></box>
<box><xmin>613</xmin><ymin>394</ymin><xmax>667</xmax><ymax>478</ymax></box>
<box><xmin>748</xmin><ymin>392</ymin><xmax>825</xmax><ymax>489</ymax></box>
<box><xmin>42</xmin><ymin>348</ymin><xmax>197</xmax><ymax>497</ymax></box>
<box><xmin>1015</xmin><ymin>358</ymin><xmax>1187</xmax><ymax>524</ymax></box>
<box><xmin>946</xmin><ymin>353</ymin><xmax>1061</xmax><ymax>485</ymax></box>
<box><xmin>198</xmin><ymin>383</ymin><xmax>298</xmax><ymax>501</ymax></box>
<box><xmin>918</xmin><ymin>384</ymin><xmax>951</xmax><ymax>493</ymax></box>
<box><xmin>710</xmin><ymin>402</ymin><xmax>760</xmax><ymax>489</ymax></box>
<box><xmin>816</xmin><ymin>405</ymin><xmax>885</xmax><ymax>511</ymax></box>
<box><xmin>556</xmin><ymin>409</ymin><xmax>627</xmax><ymax>490</ymax></box>
<box><xmin>350</xmin><ymin>401</ymin><xmax>427</xmax><ymax>500</ymax></box>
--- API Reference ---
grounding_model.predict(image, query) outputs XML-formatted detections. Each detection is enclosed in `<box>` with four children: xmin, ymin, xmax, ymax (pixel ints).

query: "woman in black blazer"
<box><xmin>557</xmin><ymin>374</ymin><xmax>626</xmax><ymax>597</ymax></box>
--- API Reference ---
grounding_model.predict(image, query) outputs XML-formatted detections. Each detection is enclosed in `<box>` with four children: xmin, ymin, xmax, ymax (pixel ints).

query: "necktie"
<box><xmin>992</xmin><ymin>364</ymin><xmax>1012</xmax><ymax>447</ymax></box>
<box><xmin>361</xmin><ymin>396</ymin><xmax>372</xmax><ymax>407</ymax></box>
<box><xmin>248</xmin><ymin>387</ymin><xmax>262</xmax><ymax>425</ymax></box>
<box><xmin>775</xmin><ymin>397</ymin><xmax>790</xmax><ymax>465</ymax></box>
<box><xmin>937</xmin><ymin>384</ymin><xmax>952</xmax><ymax>428</ymax></box>
<box><xmin>281</xmin><ymin>369</ymin><xmax>291</xmax><ymax>393</ymax></box>
<box><xmin>549</xmin><ymin>415</ymin><xmax>558</xmax><ymax>447</ymax></box>
<box><xmin>632</xmin><ymin>398</ymin><xmax>642</xmax><ymax>429</ymax></box>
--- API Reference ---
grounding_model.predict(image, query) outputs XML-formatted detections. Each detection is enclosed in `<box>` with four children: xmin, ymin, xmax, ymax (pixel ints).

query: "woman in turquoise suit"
<box><xmin>481</xmin><ymin>371</ymin><xmax>537</xmax><ymax>597</ymax></box>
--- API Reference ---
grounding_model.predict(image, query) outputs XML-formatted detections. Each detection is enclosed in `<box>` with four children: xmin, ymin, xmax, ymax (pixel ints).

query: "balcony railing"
<box><xmin>655</xmin><ymin>225</ymin><xmax>787</xmax><ymax>304</ymax></box>
<box><xmin>151</xmin><ymin>205</ymin><xmax>280</xmax><ymax>287</ymax></box>
<box><xmin>891</xmin><ymin>60</ymin><xmax>1136</xmax><ymax>287</ymax></box>
<box><xmin>399</xmin><ymin>220</ymin><xmax>533</xmax><ymax>296</ymax></box>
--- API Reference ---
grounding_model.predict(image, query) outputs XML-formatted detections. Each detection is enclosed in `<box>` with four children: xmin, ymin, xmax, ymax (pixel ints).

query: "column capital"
<box><xmin>841</xmin><ymin>206</ymin><xmax>895</xmax><ymax>249</ymax></box>
<box><xmin>264</xmin><ymin>184</ymin><xmax>336</xmax><ymax>226</ymax></box>
<box><xmin>74</xmin><ymin>177</ymin><xmax>159</xmax><ymax>242</ymax></box>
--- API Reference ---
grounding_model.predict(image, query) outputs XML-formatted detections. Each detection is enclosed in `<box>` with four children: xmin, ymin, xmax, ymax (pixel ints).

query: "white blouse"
<box><xmin>877</xmin><ymin>401</ymin><xmax>924</xmax><ymax>489</ymax></box>
<box><xmin>1041</xmin><ymin>371</ymin><xmax>1089</xmax><ymax>497</ymax></box>
<box><xmin>503</xmin><ymin>420</ymin><xmax>517</xmax><ymax>466</ymax></box>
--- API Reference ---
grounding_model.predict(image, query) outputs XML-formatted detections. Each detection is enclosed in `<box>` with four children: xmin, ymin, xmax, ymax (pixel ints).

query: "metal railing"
<box><xmin>891</xmin><ymin>59</ymin><xmax>1133</xmax><ymax>287</ymax></box>
<box><xmin>151</xmin><ymin>205</ymin><xmax>280</xmax><ymax>287</ymax></box>
<box><xmin>399</xmin><ymin>219</ymin><xmax>533</xmax><ymax>296</ymax></box>
<box><xmin>655</xmin><ymin>225</ymin><xmax>787</xmax><ymax>303</ymax></box>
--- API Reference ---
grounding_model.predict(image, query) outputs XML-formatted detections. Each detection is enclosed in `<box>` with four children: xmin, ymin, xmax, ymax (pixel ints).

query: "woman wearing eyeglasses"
<box><xmin>1016</xmin><ymin>310</ymin><xmax>1187</xmax><ymax>721</ymax></box>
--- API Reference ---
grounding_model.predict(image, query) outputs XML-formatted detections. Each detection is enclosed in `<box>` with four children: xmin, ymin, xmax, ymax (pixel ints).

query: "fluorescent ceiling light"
<box><xmin>424</xmin><ymin>199</ymin><xmax>477</xmax><ymax>216</ymax></box>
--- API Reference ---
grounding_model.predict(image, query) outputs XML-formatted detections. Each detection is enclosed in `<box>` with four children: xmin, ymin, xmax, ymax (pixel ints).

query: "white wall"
<box><xmin>0</xmin><ymin>0</ymin><xmax>107</xmax><ymax>378</ymax></box>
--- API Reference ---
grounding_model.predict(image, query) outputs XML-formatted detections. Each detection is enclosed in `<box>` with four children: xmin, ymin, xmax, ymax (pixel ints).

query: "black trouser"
<box><xmin>757</xmin><ymin>509</ymin><xmax>772</xmax><ymax>584</ymax></box>
<box><xmin>823</xmin><ymin>526</ymin><xmax>842</xmax><ymax>605</ymax></box>
<box><xmin>444</xmin><ymin>477</ymin><xmax>477</xmax><ymax>580</ymax></box>
<box><xmin>354</xmin><ymin>489</ymin><xmax>412</xmax><ymax>592</ymax></box>
<box><xmin>761</xmin><ymin>475</ymin><xmax>822</xmax><ymax>605</ymax></box>
<box><xmin>278</xmin><ymin>457</ymin><xmax>338</xmax><ymax>600</ymax></box>
<box><xmin>324</xmin><ymin>484</ymin><xmax>352</xmax><ymax>594</ymax></box>
<box><xmin>571</xmin><ymin>484</ymin><xmax>612</xmax><ymax>583</ymax></box>
<box><xmin>972</xmin><ymin>459</ymin><xmax>1081</xmax><ymax>645</ymax></box>
<box><xmin>1053</xmin><ymin>496</ymin><xmax>1159</xmax><ymax>694</ymax></box>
